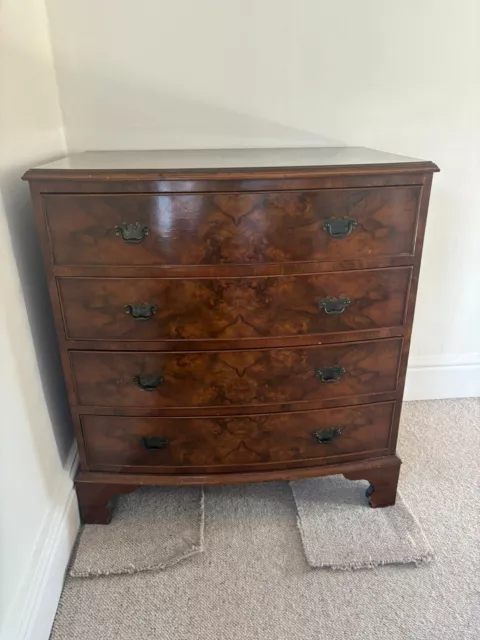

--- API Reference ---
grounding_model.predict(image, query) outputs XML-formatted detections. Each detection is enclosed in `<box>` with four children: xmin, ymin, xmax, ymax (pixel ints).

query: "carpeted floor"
<box><xmin>69</xmin><ymin>486</ymin><xmax>204</xmax><ymax>577</ymax></box>
<box><xmin>51</xmin><ymin>399</ymin><xmax>480</xmax><ymax>640</ymax></box>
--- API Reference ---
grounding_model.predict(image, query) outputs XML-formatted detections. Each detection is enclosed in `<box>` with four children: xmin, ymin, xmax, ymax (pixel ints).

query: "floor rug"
<box><xmin>291</xmin><ymin>475</ymin><xmax>433</xmax><ymax>569</ymax></box>
<box><xmin>69</xmin><ymin>486</ymin><xmax>204</xmax><ymax>577</ymax></box>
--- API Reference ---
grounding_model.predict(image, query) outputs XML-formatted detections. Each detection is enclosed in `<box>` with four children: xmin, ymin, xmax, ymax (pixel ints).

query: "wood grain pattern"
<box><xmin>23</xmin><ymin>149</ymin><xmax>437</xmax><ymax>520</ymax></box>
<box><xmin>76</xmin><ymin>454</ymin><xmax>402</xmax><ymax>488</ymax></box>
<box><xmin>81</xmin><ymin>402</ymin><xmax>394</xmax><ymax>473</ymax></box>
<box><xmin>75</xmin><ymin>482</ymin><xmax>137</xmax><ymax>524</ymax></box>
<box><xmin>75</xmin><ymin>454</ymin><xmax>402</xmax><ymax>523</ymax></box>
<box><xmin>70</xmin><ymin>339</ymin><xmax>402</xmax><ymax>409</ymax></box>
<box><xmin>49</xmin><ymin>256</ymin><xmax>414</xmax><ymax>280</ymax></box>
<box><xmin>23</xmin><ymin>148</ymin><xmax>439</xmax><ymax>186</ymax></box>
<box><xmin>344</xmin><ymin>454</ymin><xmax>401</xmax><ymax>507</ymax></box>
<box><xmin>29</xmin><ymin>173</ymin><xmax>429</xmax><ymax>197</ymax></box>
<box><xmin>58</xmin><ymin>267</ymin><xmax>411</xmax><ymax>342</ymax></box>
<box><xmin>69</xmin><ymin>392</ymin><xmax>399</xmax><ymax>419</ymax></box>
<box><xmin>43</xmin><ymin>187</ymin><xmax>421</xmax><ymax>266</ymax></box>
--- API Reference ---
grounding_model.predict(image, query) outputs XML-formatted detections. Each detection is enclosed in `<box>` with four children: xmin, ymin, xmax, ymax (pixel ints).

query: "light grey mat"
<box><xmin>291</xmin><ymin>476</ymin><xmax>434</xmax><ymax>569</ymax></box>
<box><xmin>69</xmin><ymin>486</ymin><xmax>204</xmax><ymax>577</ymax></box>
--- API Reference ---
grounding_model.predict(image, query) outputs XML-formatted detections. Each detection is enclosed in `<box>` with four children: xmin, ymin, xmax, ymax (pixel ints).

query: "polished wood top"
<box><xmin>23</xmin><ymin>147</ymin><xmax>438</xmax><ymax>180</ymax></box>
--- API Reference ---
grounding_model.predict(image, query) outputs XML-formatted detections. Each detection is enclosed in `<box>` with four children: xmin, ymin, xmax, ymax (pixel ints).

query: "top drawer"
<box><xmin>42</xmin><ymin>187</ymin><xmax>421</xmax><ymax>267</ymax></box>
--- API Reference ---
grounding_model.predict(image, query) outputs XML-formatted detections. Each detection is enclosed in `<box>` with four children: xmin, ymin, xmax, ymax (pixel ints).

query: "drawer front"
<box><xmin>81</xmin><ymin>402</ymin><xmax>395</xmax><ymax>473</ymax></box>
<box><xmin>70</xmin><ymin>338</ymin><xmax>402</xmax><ymax>408</ymax></box>
<box><xmin>43</xmin><ymin>187</ymin><xmax>421</xmax><ymax>266</ymax></box>
<box><xmin>58</xmin><ymin>268</ymin><xmax>411</xmax><ymax>341</ymax></box>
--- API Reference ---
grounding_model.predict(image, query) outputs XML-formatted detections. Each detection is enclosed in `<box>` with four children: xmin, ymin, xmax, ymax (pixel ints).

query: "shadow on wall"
<box><xmin>1</xmin><ymin>60</ymin><xmax>344</xmax><ymax>476</ymax></box>
<box><xmin>1</xmin><ymin>163</ymin><xmax>73</xmax><ymax>466</ymax></box>
<box><xmin>60</xmin><ymin>68</ymin><xmax>342</xmax><ymax>150</ymax></box>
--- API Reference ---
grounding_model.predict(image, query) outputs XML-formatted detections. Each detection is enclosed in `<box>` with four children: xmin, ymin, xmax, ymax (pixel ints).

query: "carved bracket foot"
<box><xmin>75</xmin><ymin>481</ymin><xmax>137</xmax><ymax>524</ymax></box>
<box><xmin>343</xmin><ymin>456</ymin><xmax>401</xmax><ymax>508</ymax></box>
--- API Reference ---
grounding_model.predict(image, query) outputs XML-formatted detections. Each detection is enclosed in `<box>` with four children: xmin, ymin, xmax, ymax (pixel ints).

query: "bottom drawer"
<box><xmin>81</xmin><ymin>402</ymin><xmax>394</xmax><ymax>474</ymax></box>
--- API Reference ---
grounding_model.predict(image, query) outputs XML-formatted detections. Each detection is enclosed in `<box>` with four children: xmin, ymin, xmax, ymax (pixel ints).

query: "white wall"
<box><xmin>44</xmin><ymin>0</ymin><xmax>480</xmax><ymax>396</ymax></box>
<box><xmin>0</xmin><ymin>2</ymin><xmax>79</xmax><ymax>639</ymax></box>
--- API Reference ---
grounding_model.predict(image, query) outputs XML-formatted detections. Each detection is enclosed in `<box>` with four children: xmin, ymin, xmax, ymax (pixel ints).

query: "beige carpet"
<box><xmin>52</xmin><ymin>399</ymin><xmax>480</xmax><ymax>639</ymax></box>
<box><xmin>70</xmin><ymin>473</ymin><xmax>432</xmax><ymax>576</ymax></box>
<box><xmin>291</xmin><ymin>476</ymin><xmax>433</xmax><ymax>569</ymax></box>
<box><xmin>69</xmin><ymin>486</ymin><xmax>204</xmax><ymax>577</ymax></box>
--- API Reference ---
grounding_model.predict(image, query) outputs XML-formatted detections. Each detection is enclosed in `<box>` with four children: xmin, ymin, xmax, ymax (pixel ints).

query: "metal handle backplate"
<box><xmin>313</xmin><ymin>428</ymin><xmax>342</xmax><ymax>444</ymax></box>
<box><xmin>133</xmin><ymin>374</ymin><xmax>164</xmax><ymax>391</ymax></box>
<box><xmin>115</xmin><ymin>222</ymin><xmax>149</xmax><ymax>244</ymax></box>
<box><xmin>141</xmin><ymin>436</ymin><xmax>169</xmax><ymax>450</ymax></box>
<box><xmin>125</xmin><ymin>302</ymin><xmax>157</xmax><ymax>320</ymax></box>
<box><xmin>315</xmin><ymin>365</ymin><xmax>346</xmax><ymax>383</ymax></box>
<box><xmin>319</xmin><ymin>296</ymin><xmax>351</xmax><ymax>315</ymax></box>
<box><xmin>323</xmin><ymin>217</ymin><xmax>357</xmax><ymax>238</ymax></box>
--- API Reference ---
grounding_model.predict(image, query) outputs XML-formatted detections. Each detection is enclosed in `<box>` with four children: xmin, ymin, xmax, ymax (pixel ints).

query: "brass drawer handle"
<box><xmin>315</xmin><ymin>365</ymin><xmax>346</xmax><ymax>383</ymax></box>
<box><xmin>115</xmin><ymin>222</ymin><xmax>149</xmax><ymax>243</ymax></box>
<box><xmin>319</xmin><ymin>296</ymin><xmax>351</xmax><ymax>315</ymax></box>
<box><xmin>313</xmin><ymin>428</ymin><xmax>342</xmax><ymax>444</ymax></box>
<box><xmin>141</xmin><ymin>436</ymin><xmax>169</xmax><ymax>450</ymax></box>
<box><xmin>323</xmin><ymin>217</ymin><xmax>357</xmax><ymax>238</ymax></box>
<box><xmin>133</xmin><ymin>374</ymin><xmax>164</xmax><ymax>391</ymax></box>
<box><xmin>125</xmin><ymin>302</ymin><xmax>157</xmax><ymax>320</ymax></box>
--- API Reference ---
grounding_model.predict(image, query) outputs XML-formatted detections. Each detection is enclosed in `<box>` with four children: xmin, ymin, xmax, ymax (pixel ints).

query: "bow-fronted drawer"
<box><xmin>69</xmin><ymin>338</ymin><xmax>402</xmax><ymax>409</ymax></box>
<box><xmin>42</xmin><ymin>187</ymin><xmax>421</xmax><ymax>267</ymax></box>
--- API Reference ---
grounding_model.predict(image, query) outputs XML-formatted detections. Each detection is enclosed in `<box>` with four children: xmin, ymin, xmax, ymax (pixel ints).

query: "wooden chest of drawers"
<box><xmin>24</xmin><ymin>148</ymin><xmax>438</xmax><ymax>523</ymax></box>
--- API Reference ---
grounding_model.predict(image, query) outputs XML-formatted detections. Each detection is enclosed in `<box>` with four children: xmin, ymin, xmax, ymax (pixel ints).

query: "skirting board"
<box><xmin>405</xmin><ymin>361</ymin><xmax>480</xmax><ymax>401</ymax></box>
<box><xmin>3</xmin><ymin>445</ymin><xmax>80</xmax><ymax>640</ymax></box>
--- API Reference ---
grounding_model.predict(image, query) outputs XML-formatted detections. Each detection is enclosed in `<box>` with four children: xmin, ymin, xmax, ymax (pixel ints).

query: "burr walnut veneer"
<box><xmin>24</xmin><ymin>148</ymin><xmax>438</xmax><ymax>524</ymax></box>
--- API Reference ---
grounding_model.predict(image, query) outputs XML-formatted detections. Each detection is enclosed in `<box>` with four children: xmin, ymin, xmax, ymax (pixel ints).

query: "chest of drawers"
<box><xmin>24</xmin><ymin>148</ymin><xmax>438</xmax><ymax>524</ymax></box>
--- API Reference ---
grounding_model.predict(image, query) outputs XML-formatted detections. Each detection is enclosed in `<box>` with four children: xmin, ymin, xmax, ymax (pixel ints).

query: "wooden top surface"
<box><xmin>23</xmin><ymin>147</ymin><xmax>438</xmax><ymax>181</ymax></box>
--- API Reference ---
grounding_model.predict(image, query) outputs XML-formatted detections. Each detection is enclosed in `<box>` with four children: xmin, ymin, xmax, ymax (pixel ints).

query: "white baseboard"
<box><xmin>405</xmin><ymin>359</ymin><xmax>480</xmax><ymax>401</ymax></box>
<box><xmin>5</xmin><ymin>445</ymin><xmax>80</xmax><ymax>640</ymax></box>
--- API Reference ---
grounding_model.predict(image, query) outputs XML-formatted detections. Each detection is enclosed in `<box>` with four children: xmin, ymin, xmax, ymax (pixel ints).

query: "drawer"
<box><xmin>43</xmin><ymin>187</ymin><xmax>421</xmax><ymax>266</ymax></box>
<box><xmin>70</xmin><ymin>338</ymin><xmax>402</xmax><ymax>408</ymax></box>
<box><xmin>58</xmin><ymin>267</ymin><xmax>411</xmax><ymax>341</ymax></box>
<box><xmin>81</xmin><ymin>402</ymin><xmax>395</xmax><ymax>473</ymax></box>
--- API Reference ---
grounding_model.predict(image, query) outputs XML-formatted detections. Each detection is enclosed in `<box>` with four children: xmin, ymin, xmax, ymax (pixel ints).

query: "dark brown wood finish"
<box><xmin>70</xmin><ymin>339</ymin><xmax>402</xmax><ymax>409</ymax></box>
<box><xmin>69</xmin><ymin>391</ymin><xmax>399</xmax><ymax>418</ymax></box>
<box><xmin>23</xmin><ymin>148</ymin><xmax>438</xmax><ymax>523</ymax></box>
<box><xmin>75</xmin><ymin>482</ymin><xmax>137</xmax><ymax>525</ymax></box>
<box><xmin>23</xmin><ymin>146</ymin><xmax>437</xmax><ymax>179</ymax></box>
<box><xmin>344</xmin><ymin>455</ymin><xmax>401</xmax><ymax>507</ymax></box>
<box><xmin>75</xmin><ymin>455</ymin><xmax>403</xmax><ymax>523</ymax></box>
<box><xmin>57</xmin><ymin>268</ymin><xmax>411</xmax><ymax>342</ymax></box>
<box><xmin>388</xmin><ymin>173</ymin><xmax>434</xmax><ymax>458</ymax></box>
<box><xmin>81</xmin><ymin>402</ymin><xmax>395</xmax><ymax>473</ymax></box>
<box><xmin>42</xmin><ymin>187</ymin><xmax>421</xmax><ymax>266</ymax></box>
